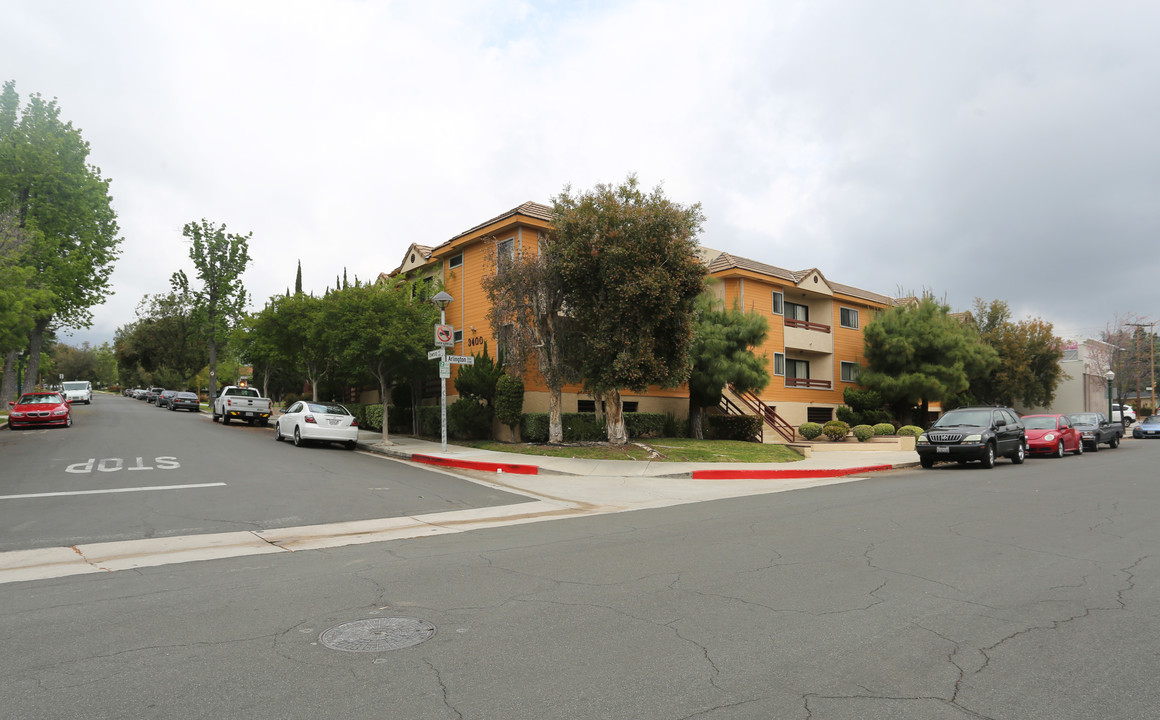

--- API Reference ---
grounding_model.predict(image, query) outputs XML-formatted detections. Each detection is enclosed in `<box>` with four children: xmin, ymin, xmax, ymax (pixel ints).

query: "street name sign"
<box><xmin>428</xmin><ymin>348</ymin><xmax>445</xmax><ymax>360</ymax></box>
<box><xmin>446</xmin><ymin>355</ymin><xmax>475</xmax><ymax>365</ymax></box>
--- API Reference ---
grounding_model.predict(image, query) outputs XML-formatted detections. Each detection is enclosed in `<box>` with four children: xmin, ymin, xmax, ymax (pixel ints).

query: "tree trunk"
<box><xmin>208</xmin><ymin>338</ymin><xmax>218</xmax><ymax>399</ymax></box>
<box><xmin>410</xmin><ymin>380</ymin><xmax>421</xmax><ymax>436</ymax></box>
<box><xmin>308</xmin><ymin>376</ymin><xmax>319</xmax><ymax>402</ymax></box>
<box><xmin>1</xmin><ymin>351</ymin><xmax>17</xmax><ymax>403</ymax></box>
<box><xmin>379</xmin><ymin>375</ymin><xmax>391</xmax><ymax>445</ymax></box>
<box><xmin>689</xmin><ymin>396</ymin><xmax>704</xmax><ymax>440</ymax></box>
<box><xmin>605</xmin><ymin>388</ymin><xmax>628</xmax><ymax>446</ymax></box>
<box><xmin>548</xmin><ymin>385</ymin><xmax>563</xmax><ymax>444</ymax></box>
<box><xmin>25</xmin><ymin>318</ymin><xmax>50</xmax><ymax>391</ymax></box>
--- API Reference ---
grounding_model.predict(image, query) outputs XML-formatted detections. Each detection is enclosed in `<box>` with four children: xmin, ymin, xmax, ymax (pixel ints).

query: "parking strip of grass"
<box><xmin>459</xmin><ymin>438</ymin><xmax>804</xmax><ymax>463</ymax></box>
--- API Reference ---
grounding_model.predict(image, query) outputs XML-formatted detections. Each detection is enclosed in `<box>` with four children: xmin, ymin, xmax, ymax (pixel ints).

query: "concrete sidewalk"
<box><xmin>354</xmin><ymin>430</ymin><xmax>921</xmax><ymax>479</ymax></box>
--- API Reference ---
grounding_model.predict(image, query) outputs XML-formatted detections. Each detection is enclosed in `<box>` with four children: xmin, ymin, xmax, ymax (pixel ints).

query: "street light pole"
<box><xmin>431</xmin><ymin>291</ymin><xmax>454</xmax><ymax>453</ymax></box>
<box><xmin>1106</xmin><ymin>370</ymin><xmax>1115</xmax><ymax>425</ymax></box>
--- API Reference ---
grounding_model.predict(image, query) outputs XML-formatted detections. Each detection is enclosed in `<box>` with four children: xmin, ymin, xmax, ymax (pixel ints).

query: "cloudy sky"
<box><xmin>5</xmin><ymin>1</ymin><xmax>1158</xmax><ymax>347</ymax></box>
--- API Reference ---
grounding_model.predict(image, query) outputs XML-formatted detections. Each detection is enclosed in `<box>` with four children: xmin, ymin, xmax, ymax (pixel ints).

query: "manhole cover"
<box><xmin>319</xmin><ymin>617</ymin><xmax>436</xmax><ymax>653</ymax></box>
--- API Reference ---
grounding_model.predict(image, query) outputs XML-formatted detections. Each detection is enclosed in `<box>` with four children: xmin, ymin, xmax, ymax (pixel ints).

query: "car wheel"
<box><xmin>222</xmin><ymin>414</ymin><xmax>230</xmax><ymax>425</ymax></box>
<box><xmin>1089</xmin><ymin>440</ymin><xmax>1099</xmax><ymax>452</ymax></box>
<box><xmin>274</xmin><ymin>423</ymin><xmax>283</xmax><ymax>441</ymax></box>
<box><xmin>293</xmin><ymin>426</ymin><xmax>304</xmax><ymax>447</ymax></box>
<box><xmin>1110</xmin><ymin>436</ymin><xmax>1120</xmax><ymax>448</ymax></box>
<box><xmin>920</xmin><ymin>457</ymin><xmax>935</xmax><ymax>469</ymax></box>
<box><xmin>1055</xmin><ymin>440</ymin><xmax>1065</xmax><ymax>458</ymax></box>
<box><xmin>980</xmin><ymin>443</ymin><xmax>996</xmax><ymax>469</ymax></box>
<box><xmin>1073</xmin><ymin>440</ymin><xmax>1083</xmax><ymax>456</ymax></box>
<box><xmin>65</xmin><ymin>416</ymin><xmax>73</xmax><ymax>428</ymax></box>
<box><xmin>1011</xmin><ymin>441</ymin><xmax>1026</xmax><ymax>465</ymax></box>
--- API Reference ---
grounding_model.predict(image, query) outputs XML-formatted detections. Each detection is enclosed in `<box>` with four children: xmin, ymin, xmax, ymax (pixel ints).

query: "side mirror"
<box><xmin>995</xmin><ymin>418</ymin><xmax>1006</xmax><ymax>427</ymax></box>
<box><xmin>7</xmin><ymin>401</ymin><xmax>13</xmax><ymax>407</ymax></box>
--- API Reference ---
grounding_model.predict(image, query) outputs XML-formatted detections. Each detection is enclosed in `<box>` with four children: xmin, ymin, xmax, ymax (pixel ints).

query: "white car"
<box><xmin>1113</xmin><ymin>404</ymin><xmax>1137</xmax><ymax>424</ymax></box>
<box><xmin>274</xmin><ymin>401</ymin><xmax>360</xmax><ymax>449</ymax></box>
<box><xmin>61</xmin><ymin>380</ymin><xmax>92</xmax><ymax>404</ymax></box>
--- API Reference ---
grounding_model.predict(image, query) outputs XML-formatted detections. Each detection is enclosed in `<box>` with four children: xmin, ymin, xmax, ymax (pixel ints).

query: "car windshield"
<box><xmin>62</xmin><ymin>382</ymin><xmax>87</xmax><ymax>391</ymax></box>
<box><xmin>933</xmin><ymin>410</ymin><xmax>991</xmax><ymax>427</ymax></box>
<box><xmin>1070</xmin><ymin>413</ymin><xmax>1099</xmax><ymax>424</ymax></box>
<box><xmin>1143</xmin><ymin>416</ymin><xmax>1160</xmax><ymax>426</ymax></box>
<box><xmin>306</xmin><ymin>403</ymin><xmax>350</xmax><ymax>415</ymax></box>
<box><xmin>18</xmin><ymin>394</ymin><xmax>63</xmax><ymax>405</ymax></box>
<box><xmin>1022</xmin><ymin>416</ymin><xmax>1059</xmax><ymax>430</ymax></box>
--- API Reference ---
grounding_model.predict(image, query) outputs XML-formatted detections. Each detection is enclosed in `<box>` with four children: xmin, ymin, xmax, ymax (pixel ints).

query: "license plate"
<box><xmin>936</xmin><ymin>446</ymin><xmax>950</xmax><ymax>454</ymax></box>
<box><xmin>328</xmin><ymin>418</ymin><xmax>340</xmax><ymax>426</ymax></box>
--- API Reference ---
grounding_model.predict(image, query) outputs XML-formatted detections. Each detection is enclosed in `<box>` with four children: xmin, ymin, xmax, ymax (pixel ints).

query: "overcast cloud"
<box><xmin>5</xmin><ymin>1</ymin><xmax>1158</xmax><ymax>347</ymax></box>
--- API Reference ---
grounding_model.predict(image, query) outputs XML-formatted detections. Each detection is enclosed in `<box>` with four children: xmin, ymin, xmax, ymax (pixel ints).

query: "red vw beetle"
<box><xmin>1022</xmin><ymin>413</ymin><xmax>1082</xmax><ymax>457</ymax></box>
<box><xmin>7</xmin><ymin>391</ymin><xmax>73</xmax><ymax>429</ymax></box>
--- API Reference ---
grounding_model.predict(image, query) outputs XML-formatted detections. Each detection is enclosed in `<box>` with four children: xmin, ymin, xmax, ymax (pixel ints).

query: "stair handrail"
<box><xmin>727</xmin><ymin>384</ymin><xmax>796</xmax><ymax>442</ymax></box>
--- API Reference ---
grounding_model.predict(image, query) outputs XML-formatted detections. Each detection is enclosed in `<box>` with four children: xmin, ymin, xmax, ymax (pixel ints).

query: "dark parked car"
<box><xmin>1133</xmin><ymin>415</ymin><xmax>1160</xmax><ymax>439</ymax></box>
<box><xmin>916</xmin><ymin>406</ymin><xmax>1027</xmax><ymax>469</ymax></box>
<box><xmin>168</xmin><ymin>392</ymin><xmax>201</xmax><ymax>412</ymax></box>
<box><xmin>1068</xmin><ymin>412</ymin><xmax>1122</xmax><ymax>451</ymax></box>
<box><xmin>157</xmin><ymin>390</ymin><xmax>178</xmax><ymax>409</ymax></box>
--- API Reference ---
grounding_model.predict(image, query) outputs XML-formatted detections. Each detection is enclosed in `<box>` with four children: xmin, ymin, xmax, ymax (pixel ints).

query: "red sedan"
<box><xmin>1022</xmin><ymin>414</ymin><xmax>1082</xmax><ymax>457</ymax></box>
<box><xmin>7</xmin><ymin>392</ymin><xmax>73</xmax><ymax>429</ymax></box>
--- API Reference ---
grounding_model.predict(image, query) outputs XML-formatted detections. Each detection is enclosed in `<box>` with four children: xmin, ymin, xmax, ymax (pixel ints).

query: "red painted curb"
<box><xmin>411</xmin><ymin>453</ymin><xmax>540</xmax><ymax>475</ymax></box>
<box><xmin>691</xmin><ymin>464</ymin><xmax>895</xmax><ymax>480</ymax></box>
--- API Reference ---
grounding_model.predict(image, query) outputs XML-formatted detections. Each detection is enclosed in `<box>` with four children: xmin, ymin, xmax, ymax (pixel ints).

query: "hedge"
<box><xmin>519</xmin><ymin>412</ymin><xmax>671</xmax><ymax>443</ymax></box>
<box><xmin>897</xmin><ymin>425</ymin><xmax>923</xmax><ymax>437</ymax></box>
<box><xmin>448</xmin><ymin>398</ymin><xmax>493</xmax><ymax>440</ymax></box>
<box><xmin>822</xmin><ymin>420</ymin><xmax>850</xmax><ymax>441</ymax></box>
<box><xmin>872</xmin><ymin>422</ymin><xmax>896</xmax><ymax>436</ymax></box>
<box><xmin>706</xmin><ymin>415</ymin><xmax>763</xmax><ymax>441</ymax></box>
<box><xmin>798</xmin><ymin>422</ymin><xmax>823</xmax><ymax>440</ymax></box>
<box><xmin>851</xmin><ymin>424</ymin><xmax>875</xmax><ymax>442</ymax></box>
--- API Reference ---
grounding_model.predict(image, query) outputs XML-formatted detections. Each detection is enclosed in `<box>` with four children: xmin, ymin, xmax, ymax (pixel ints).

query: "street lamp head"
<box><xmin>1105</xmin><ymin>370</ymin><xmax>1115</xmax><ymax>382</ymax></box>
<box><xmin>431</xmin><ymin>291</ymin><xmax>454</xmax><ymax>309</ymax></box>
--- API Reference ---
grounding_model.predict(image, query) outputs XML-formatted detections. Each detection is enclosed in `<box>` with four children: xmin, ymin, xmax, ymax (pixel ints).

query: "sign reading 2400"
<box><xmin>66</xmin><ymin>457</ymin><xmax>181</xmax><ymax>474</ymax></box>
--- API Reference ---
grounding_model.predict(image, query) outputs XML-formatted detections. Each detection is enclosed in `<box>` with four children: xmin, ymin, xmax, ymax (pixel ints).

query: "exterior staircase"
<box><xmin>717</xmin><ymin>384</ymin><xmax>797</xmax><ymax>444</ymax></box>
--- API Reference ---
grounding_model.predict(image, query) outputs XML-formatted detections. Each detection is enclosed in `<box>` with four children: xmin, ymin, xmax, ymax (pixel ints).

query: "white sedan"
<box><xmin>274</xmin><ymin>401</ymin><xmax>360</xmax><ymax>449</ymax></box>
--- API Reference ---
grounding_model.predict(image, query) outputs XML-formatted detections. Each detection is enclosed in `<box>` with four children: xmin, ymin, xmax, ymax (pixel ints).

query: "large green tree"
<box><xmin>0</xmin><ymin>209</ymin><xmax>49</xmax><ymax>401</ymax></box>
<box><xmin>552</xmin><ymin>175</ymin><xmax>707</xmax><ymax>445</ymax></box>
<box><xmin>687</xmin><ymin>291</ymin><xmax>770</xmax><ymax>440</ymax></box>
<box><xmin>859</xmin><ymin>295</ymin><xmax>998</xmax><ymax>425</ymax></box>
<box><xmin>482</xmin><ymin>234</ymin><xmax>579</xmax><ymax>444</ymax></box>
<box><xmin>322</xmin><ymin>280</ymin><xmax>438</xmax><ymax>443</ymax></box>
<box><xmin>967</xmin><ymin>299</ymin><xmax>1063</xmax><ymax>408</ymax></box>
<box><xmin>171</xmin><ymin>219</ymin><xmax>252</xmax><ymax>398</ymax></box>
<box><xmin>115</xmin><ymin>291</ymin><xmax>205</xmax><ymax>389</ymax></box>
<box><xmin>0</xmin><ymin>80</ymin><xmax>121</xmax><ymax>393</ymax></box>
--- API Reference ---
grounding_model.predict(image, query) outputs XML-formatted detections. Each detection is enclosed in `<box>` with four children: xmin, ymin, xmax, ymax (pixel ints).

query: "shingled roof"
<box><xmin>444</xmin><ymin>201</ymin><xmax>553</xmax><ymax>246</ymax></box>
<box><xmin>703</xmin><ymin>250</ymin><xmax>895</xmax><ymax>306</ymax></box>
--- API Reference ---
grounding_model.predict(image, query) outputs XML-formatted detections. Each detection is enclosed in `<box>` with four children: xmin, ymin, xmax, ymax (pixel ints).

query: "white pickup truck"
<box><xmin>212</xmin><ymin>385</ymin><xmax>273</xmax><ymax>426</ymax></box>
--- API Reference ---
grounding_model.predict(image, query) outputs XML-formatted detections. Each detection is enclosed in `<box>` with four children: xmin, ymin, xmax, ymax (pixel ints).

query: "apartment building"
<box><xmin>381</xmin><ymin>201</ymin><xmax>895</xmax><ymax>440</ymax></box>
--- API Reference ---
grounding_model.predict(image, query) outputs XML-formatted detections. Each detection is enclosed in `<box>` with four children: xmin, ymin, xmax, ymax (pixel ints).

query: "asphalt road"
<box><xmin>0</xmin><ymin>393</ymin><xmax>532</xmax><ymax>552</ymax></box>
<box><xmin>3</xmin><ymin>416</ymin><xmax>1160</xmax><ymax>719</ymax></box>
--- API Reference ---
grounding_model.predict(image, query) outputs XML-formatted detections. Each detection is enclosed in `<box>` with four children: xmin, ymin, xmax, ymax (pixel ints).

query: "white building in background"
<box><xmin>1018</xmin><ymin>338</ymin><xmax>1117</xmax><ymax>416</ymax></box>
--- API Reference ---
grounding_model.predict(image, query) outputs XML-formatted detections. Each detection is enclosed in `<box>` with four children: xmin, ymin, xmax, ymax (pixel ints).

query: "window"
<box><xmin>453</xmin><ymin>330</ymin><xmax>463</xmax><ymax>343</ymax></box>
<box><xmin>448</xmin><ymin>254</ymin><xmax>463</xmax><ymax>269</ymax></box>
<box><xmin>785</xmin><ymin>302</ymin><xmax>808</xmax><ymax>322</ymax></box>
<box><xmin>840</xmin><ymin>307</ymin><xmax>859</xmax><ymax>329</ymax></box>
<box><xmin>786</xmin><ymin>359</ymin><xmax>809</xmax><ymax>379</ymax></box>
<box><xmin>622</xmin><ymin>401</ymin><xmax>639</xmax><ymax>413</ymax></box>
<box><xmin>497</xmin><ymin>237</ymin><xmax>515</xmax><ymax>263</ymax></box>
<box><xmin>773</xmin><ymin>352</ymin><xmax>785</xmax><ymax>376</ymax></box>
<box><xmin>807</xmin><ymin>407</ymin><xmax>833</xmax><ymax>424</ymax></box>
<box><xmin>771</xmin><ymin>291</ymin><xmax>784</xmax><ymax>315</ymax></box>
<box><xmin>841</xmin><ymin>361</ymin><xmax>860</xmax><ymax>382</ymax></box>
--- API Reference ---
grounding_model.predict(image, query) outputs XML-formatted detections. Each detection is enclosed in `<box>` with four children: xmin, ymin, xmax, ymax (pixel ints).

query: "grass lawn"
<box><xmin>459</xmin><ymin>438</ymin><xmax>804</xmax><ymax>463</ymax></box>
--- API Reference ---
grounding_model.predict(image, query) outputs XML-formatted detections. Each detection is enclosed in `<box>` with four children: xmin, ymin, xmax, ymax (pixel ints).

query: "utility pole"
<box><xmin>1129</xmin><ymin>322</ymin><xmax>1157</xmax><ymax>413</ymax></box>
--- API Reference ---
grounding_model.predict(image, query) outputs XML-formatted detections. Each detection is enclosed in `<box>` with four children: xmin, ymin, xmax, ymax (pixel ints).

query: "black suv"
<box><xmin>916</xmin><ymin>406</ymin><xmax>1027</xmax><ymax>469</ymax></box>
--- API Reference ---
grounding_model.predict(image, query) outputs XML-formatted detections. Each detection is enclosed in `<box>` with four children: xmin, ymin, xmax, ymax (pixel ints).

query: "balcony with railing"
<box><xmin>783</xmin><ymin>317</ymin><xmax>833</xmax><ymax>354</ymax></box>
<box><xmin>785</xmin><ymin>377</ymin><xmax>832</xmax><ymax>390</ymax></box>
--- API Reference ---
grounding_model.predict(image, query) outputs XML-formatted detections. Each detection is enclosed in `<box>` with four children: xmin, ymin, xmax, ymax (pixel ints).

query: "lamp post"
<box><xmin>1106</xmin><ymin>370</ymin><xmax>1115</xmax><ymax>424</ymax></box>
<box><xmin>431</xmin><ymin>291</ymin><xmax>454</xmax><ymax>453</ymax></box>
<box><xmin>15</xmin><ymin>349</ymin><xmax>24</xmax><ymax>397</ymax></box>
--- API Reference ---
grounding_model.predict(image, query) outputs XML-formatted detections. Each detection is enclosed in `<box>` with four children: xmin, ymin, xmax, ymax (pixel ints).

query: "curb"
<box><xmin>690</xmin><ymin>463</ymin><xmax>902</xmax><ymax>480</ymax></box>
<box><xmin>355</xmin><ymin>442</ymin><xmax>540</xmax><ymax>475</ymax></box>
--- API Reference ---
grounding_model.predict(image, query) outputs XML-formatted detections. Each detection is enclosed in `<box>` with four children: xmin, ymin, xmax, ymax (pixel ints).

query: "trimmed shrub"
<box><xmin>494</xmin><ymin>374</ymin><xmax>524</xmax><ymax>435</ymax></box>
<box><xmin>624</xmin><ymin>412</ymin><xmax>668</xmax><ymax>439</ymax></box>
<box><xmin>822</xmin><ymin>420</ymin><xmax>850</xmax><ymax>441</ymax></box>
<box><xmin>872</xmin><ymin>422</ymin><xmax>896</xmax><ymax>436</ymax></box>
<box><xmin>361</xmin><ymin>404</ymin><xmax>384</xmax><ymax>432</ymax></box>
<box><xmin>521</xmin><ymin>413</ymin><xmax>550</xmax><ymax>443</ymax></box>
<box><xmin>852</xmin><ymin>424</ymin><xmax>875</xmax><ymax>442</ymax></box>
<box><xmin>798</xmin><ymin>422</ymin><xmax>824</xmax><ymax>440</ymax></box>
<box><xmin>385</xmin><ymin>406</ymin><xmax>412</xmax><ymax>433</ymax></box>
<box><xmin>562</xmin><ymin>413</ymin><xmax>606</xmax><ymax>441</ymax></box>
<box><xmin>707</xmin><ymin>415</ymin><xmax>763</xmax><ymax>441</ymax></box>
<box><xmin>416</xmin><ymin>406</ymin><xmax>442</xmax><ymax>437</ymax></box>
<box><xmin>281</xmin><ymin>393</ymin><xmax>300</xmax><ymax>410</ymax></box>
<box><xmin>897</xmin><ymin>425</ymin><xmax>923</xmax><ymax>437</ymax></box>
<box><xmin>448</xmin><ymin>398</ymin><xmax>494</xmax><ymax>440</ymax></box>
